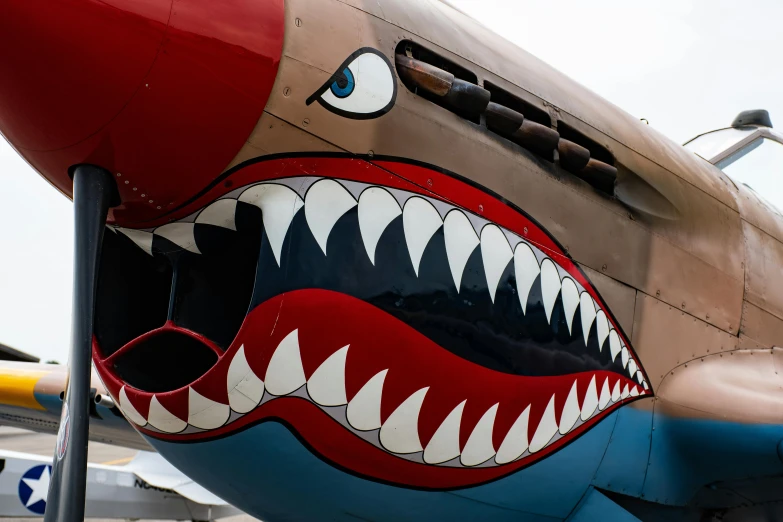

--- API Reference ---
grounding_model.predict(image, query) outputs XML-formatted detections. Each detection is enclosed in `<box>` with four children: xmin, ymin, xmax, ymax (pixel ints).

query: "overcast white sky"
<box><xmin>1</xmin><ymin>0</ymin><xmax>781</xmax><ymax>362</ymax></box>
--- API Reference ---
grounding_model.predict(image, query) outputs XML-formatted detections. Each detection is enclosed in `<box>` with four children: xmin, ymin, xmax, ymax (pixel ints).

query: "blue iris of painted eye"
<box><xmin>329</xmin><ymin>67</ymin><xmax>355</xmax><ymax>99</ymax></box>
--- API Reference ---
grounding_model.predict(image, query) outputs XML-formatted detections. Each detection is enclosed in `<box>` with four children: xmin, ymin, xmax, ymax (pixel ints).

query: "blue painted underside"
<box><xmin>146</xmin><ymin>409</ymin><xmax>783</xmax><ymax>521</ymax></box>
<box><xmin>147</xmin><ymin>413</ymin><xmax>617</xmax><ymax>522</ymax></box>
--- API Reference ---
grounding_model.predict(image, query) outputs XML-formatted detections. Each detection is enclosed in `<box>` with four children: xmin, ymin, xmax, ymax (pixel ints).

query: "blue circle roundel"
<box><xmin>18</xmin><ymin>464</ymin><xmax>52</xmax><ymax>515</ymax></box>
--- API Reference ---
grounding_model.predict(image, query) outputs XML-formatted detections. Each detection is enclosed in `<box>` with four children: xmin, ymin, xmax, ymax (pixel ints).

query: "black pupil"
<box><xmin>335</xmin><ymin>71</ymin><xmax>349</xmax><ymax>89</ymax></box>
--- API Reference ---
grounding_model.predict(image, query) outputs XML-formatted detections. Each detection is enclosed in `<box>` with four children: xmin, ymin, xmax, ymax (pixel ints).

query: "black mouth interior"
<box><xmin>96</xmin><ymin>189</ymin><xmax>631</xmax><ymax>389</ymax></box>
<box><xmin>111</xmin><ymin>329</ymin><xmax>218</xmax><ymax>393</ymax></box>
<box><xmin>252</xmin><ymin>205</ymin><xmax>628</xmax><ymax>378</ymax></box>
<box><xmin>95</xmin><ymin>209</ymin><xmax>262</xmax><ymax>392</ymax></box>
<box><xmin>95</xmin><ymin>231</ymin><xmax>172</xmax><ymax>355</ymax></box>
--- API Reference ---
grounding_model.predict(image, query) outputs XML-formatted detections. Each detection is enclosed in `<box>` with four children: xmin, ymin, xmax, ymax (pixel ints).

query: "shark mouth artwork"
<box><xmin>92</xmin><ymin>155</ymin><xmax>650</xmax><ymax>490</ymax></box>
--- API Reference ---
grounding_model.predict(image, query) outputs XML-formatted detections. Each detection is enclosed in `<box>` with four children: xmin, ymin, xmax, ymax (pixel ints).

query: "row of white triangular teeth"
<box><xmin>118</xmin><ymin>328</ymin><xmax>647</xmax><ymax>467</ymax></box>
<box><xmin>114</xmin><ymin>178</ymin><xmax>643</xmax><ymax>379</ymax></box>
<box><xmin>118</xmin><ymin>384</ymin><xmax>233</xmax><ymax>434</ymax></box>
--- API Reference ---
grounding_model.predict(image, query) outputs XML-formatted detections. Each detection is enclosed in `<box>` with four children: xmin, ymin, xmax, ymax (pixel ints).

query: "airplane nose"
<box><xmin>0</xmin><ymin>0</ymin><xmax>284</xmax><ymax>223</ymax></box>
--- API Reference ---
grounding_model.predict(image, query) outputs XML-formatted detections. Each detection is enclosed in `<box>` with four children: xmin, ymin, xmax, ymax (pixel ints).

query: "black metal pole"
<box><xmin>44</xmin><ymin>165</ymin><xmax>114</xmax><ymax>522</ymax></box>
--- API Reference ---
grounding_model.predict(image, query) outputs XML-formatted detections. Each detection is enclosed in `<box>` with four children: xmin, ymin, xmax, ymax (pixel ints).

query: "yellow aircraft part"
<box><xmin>0</xmin><ymin>369</ymin><xmax>47</xmax><ymax>411</ymax></box>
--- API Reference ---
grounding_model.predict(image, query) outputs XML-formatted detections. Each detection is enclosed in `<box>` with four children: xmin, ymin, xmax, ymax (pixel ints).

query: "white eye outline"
<box><xmin>306</xmin><ymin>47</ymin><xmax>397</xmax><ymax>120</ymax></box>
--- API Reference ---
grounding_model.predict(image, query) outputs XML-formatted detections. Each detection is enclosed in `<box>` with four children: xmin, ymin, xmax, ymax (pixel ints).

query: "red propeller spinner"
<box><xmin>0</xmin><ymin>0</ymin><xmax>284</xmax><ymax>224</ymax></box>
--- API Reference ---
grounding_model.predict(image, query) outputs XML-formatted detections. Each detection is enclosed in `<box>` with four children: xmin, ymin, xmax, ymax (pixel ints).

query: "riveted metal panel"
<box><xmin>740</xmin><ymin>301</ymin><xmax>783</xmax><ymax>348</ymax></box>
<box><xmin>742</xmin><ymin>221</ymin><xmax>783</xmax><ymax>326</ymax></box>
<box><xmin>657</xmin><ymin>349</ymin><xmax>783</xmax><ymax>424</ymax></box>
<box><xmin>632</xmin><ymin>293</ymin><xmax>736</xmax><ymax>390</ymax></box>
<box><xmin>592</xmin><ymin>404</ymin><xmax>653</xmax><ymax>498</ymax></box>
<box><xmin>226</xmin><ymin>112</ymin><xmax>343</xmax><ymax>171</ymax></box>
<box><xmin>579</xmin><ymin>265</ymin><xmax>636</xmax><ymax>337</ymax></box>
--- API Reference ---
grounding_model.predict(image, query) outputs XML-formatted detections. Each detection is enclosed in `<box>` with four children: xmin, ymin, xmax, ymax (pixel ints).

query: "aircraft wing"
<box><xmin>0</xmin><ymin>449</ymin><xmax>242</xmax><ymax>519</ymax></box>
<box><xmin>125</xmin><ymin>450</ymin><xmax>230</xmax><ymax>506</ymax></box>
<box><xmin>0</xmin><ymin>361</ymin><xmax>148</xmax><ymax>450</ymax></box>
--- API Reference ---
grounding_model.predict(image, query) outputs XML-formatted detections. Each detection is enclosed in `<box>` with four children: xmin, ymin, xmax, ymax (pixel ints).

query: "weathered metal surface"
<box><xmin>736</xmin><ymin>182</ymin><xmax>783</xmax><ymax>242</ymax></box>
<box><xmin>227</xmin><ymin>112</ymin><xmax>343</xmax><ymax>171</ymax></box>
<box><xmin>656</xmin><ymin>348</ymin><xmax>783</xmax><ymax>424</ymax></box>
<box><xmin>741</xmin><ymin>220</ymin><xmax>783</xmax><ymax>326</ymax></box>
<box><xmin>614</xmin><ymin>165</ymin><xmax>680</xmax><ymax>220</ymax></box>
<box><xmin>579</xmin><ymin>264</ymin><xmax>637</xmax><ymax>337</ymax></box>
<box><xmin>632</xmin><ymin>292</ymin><xmax>736</xmax><ymax>390</ymax></box>
<box><xmin>740</xmin><ymin>301</ymin><xmax>783</xmax><ymax>348</ymax></box>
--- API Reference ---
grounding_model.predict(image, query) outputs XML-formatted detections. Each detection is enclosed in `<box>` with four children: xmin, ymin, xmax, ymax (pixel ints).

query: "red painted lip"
<box><xmin>96</xmin><ymin>289</ymin><xmax>644</xmax><ymax>489</ymax></box>
<box><xmin>0</xmin><ymin>0</ymin><xmax>284</xmax><ymax>223</ymax></box>
<box><xmin>92</xmin><ymin>156</ymin><xmax>651</xmax><ymax>489</ymax></box>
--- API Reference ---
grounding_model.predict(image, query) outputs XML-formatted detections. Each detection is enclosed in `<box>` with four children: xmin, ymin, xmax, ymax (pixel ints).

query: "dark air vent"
<box><xmin>110</xmin><ymin>329</ymin><xmax>218</xmax><ymax>393</ymax></box>
<box><xmin>557</xmin><ymin>121</ymin><xmax>614</xmax><ymax>165</ymax></box>
<box><xmin>396</xmin><ymin>41</ymin><xmax>488</xmax><ymax>124</ymax></box>
<box><xmin>95</xmin><ymin>231</ymin><xmax>172</xmax><ymax>358</ymax></box>
<box><xmin>392</xmin><ymin>42</ymin><xmax>618</xmax><ymax>196</ymax></box>
<box><xmin>484</xmin><ymin>82</ymin><xmax>550</xmax><ymax>127</ymax></box>
<box><xmin>484</xmin><ymin>82</ymin><xmax>557</xmax><ymax>161</ymax></box>
<box><xmin>557</xmin><ymin>121</ymin><xmax>617</xmax><ymax>194</ymax></box>
<box><xmin>96</xmin><ymin>203</ymin><xmax>263</xmax><ymax>388</ymax></box>
<box><xmin>166</xmin><ymin>219</ymin><xmax>261</xmax><ymax>350</ymax></box>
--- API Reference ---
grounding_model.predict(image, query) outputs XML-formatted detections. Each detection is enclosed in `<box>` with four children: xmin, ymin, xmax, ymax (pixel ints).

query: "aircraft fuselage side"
<box><xmin>1</xmin><ymin>0</ymin><xmax>783</xmax><ymax>520</ymax></box>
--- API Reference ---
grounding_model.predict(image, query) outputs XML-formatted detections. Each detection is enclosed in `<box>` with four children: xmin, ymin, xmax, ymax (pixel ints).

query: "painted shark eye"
<box><xmin>306</xmin><ymin>48</ymin><xmax>397</xmax><ymax>120</ymax></box>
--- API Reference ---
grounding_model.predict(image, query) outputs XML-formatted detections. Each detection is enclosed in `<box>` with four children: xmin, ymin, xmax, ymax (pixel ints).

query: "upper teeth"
<box><xmin>238</xmin><ymin>183</ymin><xmax>304</xmax><ymax>266</ymax></box>
<box><xmin>305</xmin><ymin>179</ymin><xmax>358</xmax><ymax>255</ymax></box>
<box><xmin>196</xmin><ymin>198</ymin><xmax>238</xmax><ymax>231</ymax></box>
<box><xmin>560</xmin><ymin>278</ymin><xmax>580</xmax><ymax>335</ymax></box>
<box><xmin>444</xmin><ymin>210</ymin><xmax>480</xmax><ymax>290</ymax></box>
<box><xmin>480</xmin><ymin>225</ymin><xmax>514</xmax><ymax>303</ymax></box>
<box><xmin>513</xmin><ymin>243</ymin><xmax>540</xmax><ymax>314</ymax></box>
<box><xmin>358</xmin><ymin>187</ymin><xmax>402</xmax><ymax>265</ymax></box>
<box><xmin>540</xmin><ymin>259</ymin><xmax>561</xmax><ymax>323</ymax></box>
<box><xmin>114</xmin><ymin>176</ymin><xmax>644</xmax><ymax>380</ymax></box>
<box><xmin>402</xmin><ymin>197</ymin><xmax>443</xmax><ymax>277</ymax></box>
